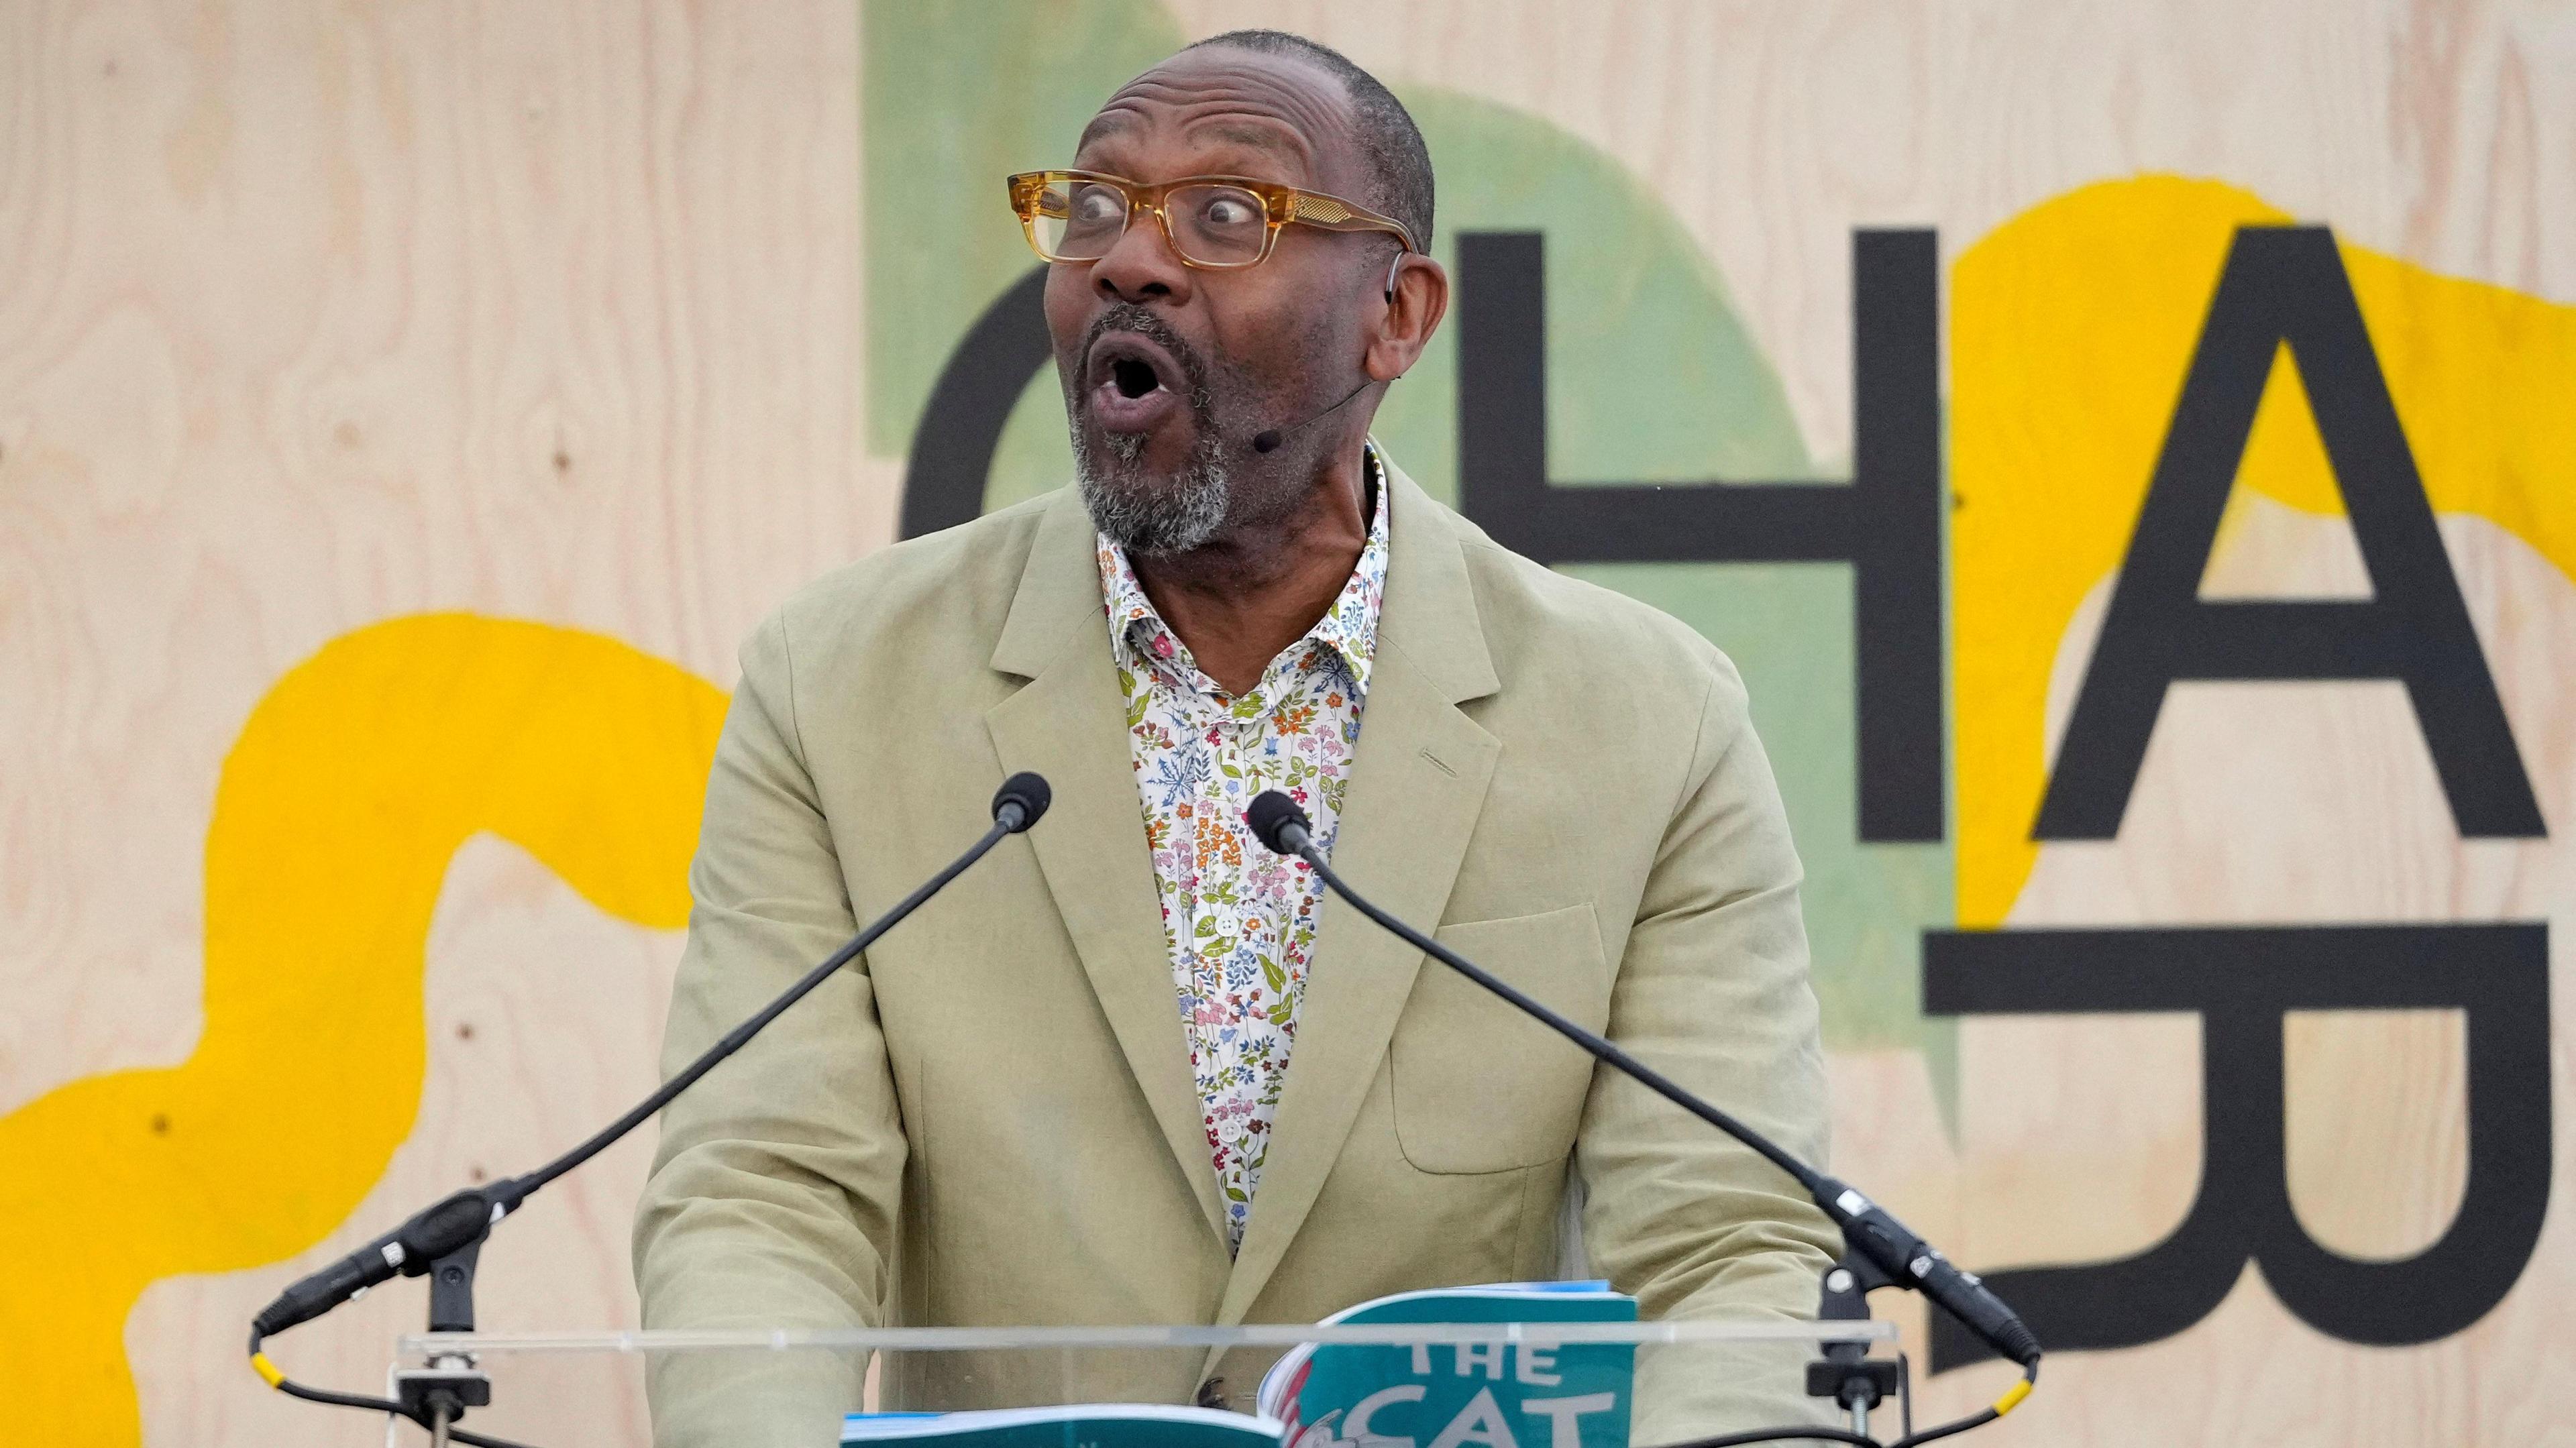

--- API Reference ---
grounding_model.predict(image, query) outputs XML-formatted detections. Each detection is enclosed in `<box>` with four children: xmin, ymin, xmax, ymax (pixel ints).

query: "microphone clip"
<box><xmin>1810</xmin><ymin>1241</ymin><xmax>1908</xmax><ymax>1424</ymax></box>
<box><xmin>404</xmin><ymin>1226</ymin><xmax>494</xmax><ymax>1433</ymax></box>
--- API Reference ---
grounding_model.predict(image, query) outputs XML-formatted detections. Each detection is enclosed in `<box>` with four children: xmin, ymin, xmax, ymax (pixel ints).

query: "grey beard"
<box><xmin>1074</xmin><ymin>428</ymin><xmax>1233</xmax><ymax>556</ymax></box>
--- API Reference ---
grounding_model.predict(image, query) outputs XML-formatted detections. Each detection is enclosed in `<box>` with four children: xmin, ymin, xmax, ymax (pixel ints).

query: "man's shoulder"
<box><xmin>765</xmin><ymin>489</ymin><xmax>1065</xmax><ymax>659</ymax></box>
<box><xmin>1424</xmin><ymin>499</ymin><xmax>1742</xmax><ymax>709</ymax></box>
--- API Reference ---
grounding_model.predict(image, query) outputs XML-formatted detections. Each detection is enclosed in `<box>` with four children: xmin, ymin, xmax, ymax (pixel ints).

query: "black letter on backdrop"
<box><xmin>2035</xmin><ymin>225</ymin><xmax>2544</xmax><ymax>840</ymax></box>
<box><xmin>1922</xmin><ymin>923</ymin><xmax>2551</xmax><ymax>1371</ymax></box>
<box><xmin>902</xmin><ymin>266</ymin><xmax>1054</xmax><ymax>541</ymax></box>
<box><xmin>1457</xmin><ymin>230</ymin><xmax>1944</xmax><ymax>842</ymax></box>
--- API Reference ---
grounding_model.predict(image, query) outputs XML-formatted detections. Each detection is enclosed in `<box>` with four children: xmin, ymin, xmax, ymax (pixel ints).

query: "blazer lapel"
<box><xmin>985</xmin><ymin>492</ymin><xmax>1230</xmax><ymax>1246</ymax></box>
<box><xmin>1216</xmin><ymin>464</ymin><xmax>1503</xmax><ymax>1325</ymax></box>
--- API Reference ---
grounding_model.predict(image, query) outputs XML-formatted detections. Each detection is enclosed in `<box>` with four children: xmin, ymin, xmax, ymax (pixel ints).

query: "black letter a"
<box><xmin>2037</xmin><ymin>226</ymin><xmax>2543</xmax><ymax>840</ymax></box>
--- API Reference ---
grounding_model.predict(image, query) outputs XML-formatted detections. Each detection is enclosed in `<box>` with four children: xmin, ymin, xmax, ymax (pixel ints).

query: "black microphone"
<box><xmin>1244</xmin><ymin>790</ymin><xmax>2043</xmax><ymax>1378</ymax></box>
<box><xmin>1250</xmin><ymin>376</ymin><xmax>1377</xmax><ymax>454</ymax></box>
<box><xmin>249</xmin><ymin>774</ymin><xmax>1054</xmax><ymax>1425</ymax></box>
<box><xmin>250</xmin><ymin>1188</ymin><xmax>510</xmax><ymax>1341</ymax></box>
<box><xmin>991</xmin><ymin>771</ymin><xmax>1052</xmax><ymax>832</ymax></box>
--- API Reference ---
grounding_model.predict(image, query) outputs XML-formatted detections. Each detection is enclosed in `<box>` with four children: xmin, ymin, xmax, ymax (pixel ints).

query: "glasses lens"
<box><xmin>1167</xmin><ymin>183</ymin><xmax>1269</xmax><ymax>265</ymax></box>
<box><xmin>1028</xmin><ymin>176</ymin><xmax>1128</xmax><ymax>260</ymax></box>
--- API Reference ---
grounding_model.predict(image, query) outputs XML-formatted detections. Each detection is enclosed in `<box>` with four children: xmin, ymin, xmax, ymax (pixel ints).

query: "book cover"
<box><xmin>1257</xmin><ymin>1282</ymin><xmax>1638</xmax><ymax>1448</ymax></box>
<box><xmin>841</xmin><ymin>1404</ymin><xmax>1285</xmax><ymax>1447</ymax></box>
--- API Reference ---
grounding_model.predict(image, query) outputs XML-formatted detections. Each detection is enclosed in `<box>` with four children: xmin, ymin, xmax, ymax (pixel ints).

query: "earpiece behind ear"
<box><xmin>1383</xmin><ymin>251</ymin><xmax>1403</xmax><ymax>304</ymax></box>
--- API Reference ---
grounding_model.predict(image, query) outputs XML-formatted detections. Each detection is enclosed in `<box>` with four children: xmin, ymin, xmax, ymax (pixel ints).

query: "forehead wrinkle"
<box><xmin>1077</xmin><ymin>113</ymin><xmax>1330</xmax><ymax>188</ymax></box>
<box><xmin>1075</xmin><ymin>106</ymin><xmax>1153</xmax><ymax>156</ymax></box>
<box><xmin>1111</xmin><ymin>69</ymin><xmax>1344</xmax><ymax>133</ymax></box>
<box><xmin>1080</xmin><ymin>65</ymin><xmax>1358</xmax><ymax>183</ymax></box>
<box><xmin>1194</xmin><ymin>117</ymin><xmax>1301</xmax><ymax>153</ymax></box>
<box><xmin>1079</xmin><ymin>107</ymin><xmax>1313</xmax><ymax>170</ymax></box>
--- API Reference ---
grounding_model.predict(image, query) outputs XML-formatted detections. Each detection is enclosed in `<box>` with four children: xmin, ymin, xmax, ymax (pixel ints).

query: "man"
<box><xmin>635</xmin><ymin>30</ymin><xmax>1838</xmax><ymax>1447</ymax></box>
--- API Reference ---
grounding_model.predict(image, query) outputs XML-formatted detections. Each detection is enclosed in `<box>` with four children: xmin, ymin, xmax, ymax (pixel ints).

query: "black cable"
<box><xmin>241</xmin><ymin>819</ymin><xmax>1008</xmax><ymax>1443</ymax></box>
<box><xmin>1874</xmin><ymin>1357</ymin><xmax>2036</xmax><ymax>1448</ymax></box>
<box><xmin>1296</xmin><ymin>848</ymin><xmax>1826</xmax><ymax>1194</ymax></box>
<box><xmin>1654</xmin><ymin>1355</ymin><xmax>2035</xmax><ymax>1448</ymax></box>
<box><xmin>1888</xmin><ymin>1359</ymin><xmax>2036</xmax><ymax>1448</ymax></box>
<box><xmin>517</xmin><ymin>818</ymin><xmax>1013</xmax><ymax>1196</ymax></box>
<box><xmin>251</xmin><ymin>1329</ymin><xmax>537</xmax><ymax>1448</ymax></box>
<box><xmin>1889</xmin><ymin>1408</ymin><xmax>1998</xmax><ymax>1448</ymax></box>
<box><xmin>248</xmin><ymin>795</ymin><xmax>1042</xmax><ymax>1444</ymax></box>
<box><xmin>1274</xmin><ymin>800</ymin><xmax>2045</xmax><ymax>1448</ymax></box>
<box><xmin>1654</xmin><ymin>1426</ymin><xmax>1879</xmax><ymax>1447</ymax></box>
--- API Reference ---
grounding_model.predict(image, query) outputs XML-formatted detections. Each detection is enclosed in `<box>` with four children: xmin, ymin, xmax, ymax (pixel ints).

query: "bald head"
<box><xmin>1044</xmin><ymin>32</ymin><xmax>1449</xmax><ymax>561</ymax></box>
<box><xmin>1076</xmin><ymin>36</ymin><xmax>1432</xmax><ymax>253</ymax></box>
<box><xmin>1178</xmin><ymin>31</ymin><xmax>1434</xmax><ymax>252</ymax></box>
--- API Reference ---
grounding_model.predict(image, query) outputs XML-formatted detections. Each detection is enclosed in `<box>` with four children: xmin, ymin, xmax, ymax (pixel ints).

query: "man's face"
<box><xmin>1047</xmin><ymin>48</ymin><xmax>1381</xmax><ymax>555</ymax></box>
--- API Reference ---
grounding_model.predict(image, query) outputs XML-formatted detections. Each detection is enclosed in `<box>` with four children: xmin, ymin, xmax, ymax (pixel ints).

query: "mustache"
<box><xmin>1081</xmin><ymin>304</ymin><xmax>1212</xmax><ymax>398</ymax></box>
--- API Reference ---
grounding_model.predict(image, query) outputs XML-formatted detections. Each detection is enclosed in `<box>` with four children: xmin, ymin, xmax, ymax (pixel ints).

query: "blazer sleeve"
<box><xmin>631</xmin><ymin>610</ymin><xmax>905</xmax><ymax>1448</ymax></box>
<box><xmin>1575</xmin><ymin>652</ymin><xmax>1844</xmax><ymax>1442</ymax></box>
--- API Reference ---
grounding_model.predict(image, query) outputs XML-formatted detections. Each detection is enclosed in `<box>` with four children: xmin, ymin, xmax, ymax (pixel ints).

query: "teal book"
<box><xmin>1257</xmin><ymin>1282</ymin><xmax>1638</xmax><ymax>1448</ymax></box>
<box><xmin>837</xmin><ymin>1283</ymin><xmax>1636</xmax><ymax>1447</ymax></box>
<box><xmin>841</xmin><ymin>1404</ymin><xmax>1284</xmax><ymax>1447</ymax></box>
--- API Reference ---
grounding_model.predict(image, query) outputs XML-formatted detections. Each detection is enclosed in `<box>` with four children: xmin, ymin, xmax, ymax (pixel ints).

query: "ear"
<box><xmin>1363</xmin><ymin>252</ymin><xmax>1449</xmax><ymax>383</ymax></box>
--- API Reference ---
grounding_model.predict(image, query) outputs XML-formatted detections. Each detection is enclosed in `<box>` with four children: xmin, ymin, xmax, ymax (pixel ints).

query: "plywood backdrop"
<box><xmin>3</xmin><ymin>2</ymin><xmax>2571</xmax><ymax>1445</ymax></box>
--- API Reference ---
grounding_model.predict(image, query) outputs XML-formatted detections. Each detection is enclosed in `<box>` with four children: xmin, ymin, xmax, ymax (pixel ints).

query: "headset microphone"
<box><xmin>1249</xmin><ymin>249</ymin><xmax>1411</xmax><ymax>456</ymax></box>
<box><xmin>1249</xmin><ymin>376</ymin><xmax>1379</xmax><ymax>455</ymax></box>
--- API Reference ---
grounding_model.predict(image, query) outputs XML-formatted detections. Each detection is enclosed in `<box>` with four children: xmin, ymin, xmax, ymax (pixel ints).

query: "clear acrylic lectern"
<box><xmin>382</xmin><ymin>1317</ymin><xmax>1900</xmax><ymax>1447</ymax></box>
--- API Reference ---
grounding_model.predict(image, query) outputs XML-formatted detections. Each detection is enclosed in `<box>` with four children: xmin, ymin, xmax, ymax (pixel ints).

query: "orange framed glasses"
<box><xmin>1006</xmin><ymin>169</ymin><xmax>1419</xmax><ymax>270</ymax></box>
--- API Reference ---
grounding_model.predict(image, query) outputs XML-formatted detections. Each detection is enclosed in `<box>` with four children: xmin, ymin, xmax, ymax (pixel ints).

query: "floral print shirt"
<box><xmin>1097</xmin><ymin>451</ymin><xmax>1391</xmax><ymax>1253</ymax></box>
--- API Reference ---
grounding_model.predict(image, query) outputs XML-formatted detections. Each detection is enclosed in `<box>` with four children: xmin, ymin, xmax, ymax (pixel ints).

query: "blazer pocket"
<box><xmin>1389</xmin><ymin>903</ymin><xmax>1610</xmax><ymax>1175</ymax></box>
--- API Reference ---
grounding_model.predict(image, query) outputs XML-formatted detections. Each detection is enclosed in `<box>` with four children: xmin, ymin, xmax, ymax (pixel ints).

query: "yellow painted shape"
<box><xmin>1951</xmin><ymin>175</ymin><xmax>2576</xmax><ymax>926</ymax></box>
<box><xmin>0</xmin><ymin>613</ymin><xmax>727</xmax><ymax>1444</ymax></box>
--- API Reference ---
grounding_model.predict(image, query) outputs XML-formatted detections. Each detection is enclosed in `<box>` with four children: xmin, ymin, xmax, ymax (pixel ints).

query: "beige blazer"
<box><xmin>633</xmin><ymin>460</ymin><xmax>1839</xmax><ymax>1447</ymax></box>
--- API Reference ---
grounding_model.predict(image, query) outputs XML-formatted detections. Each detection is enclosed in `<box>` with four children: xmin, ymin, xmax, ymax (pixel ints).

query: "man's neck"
<box><xmin>1131</xmin><ymin>445</ymin><xmax>1375</xmax><ymax>698</ymax></box>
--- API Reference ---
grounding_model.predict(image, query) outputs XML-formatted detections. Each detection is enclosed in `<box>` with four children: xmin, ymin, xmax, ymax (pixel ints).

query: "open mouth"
<box><xmin>1084</xmin><ymin>332</ymin><xmax>1187</xmax><ymax>435</ymax></box>
<box><xmin>1111</xmin><ymin>355</ymin><xmax>1160</xmax><ymax>398</ymax></box>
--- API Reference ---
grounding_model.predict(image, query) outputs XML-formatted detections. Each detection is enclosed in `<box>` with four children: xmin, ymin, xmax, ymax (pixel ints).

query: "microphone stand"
<box><xmin>246</xmin><ymin>775</ymin><xmax>1055</xmax><ymax>1447</ymax></box>
<box><xmin>1243</xmin><ymin>792</ymin><xmax>2039</xmax><ymax>1448</ymax></box>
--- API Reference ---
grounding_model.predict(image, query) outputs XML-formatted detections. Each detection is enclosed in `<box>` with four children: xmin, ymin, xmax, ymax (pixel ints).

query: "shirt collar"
<box><xmin>1097</xmin><ymin>445</ymin><xmax>1391</xmax><ymax>699</ymax></box>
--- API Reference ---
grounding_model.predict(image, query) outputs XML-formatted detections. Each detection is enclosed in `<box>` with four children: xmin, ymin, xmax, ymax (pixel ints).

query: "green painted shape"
<box><xmin>863</xmin><ymin>0</ymin><xmax>1183</xmax><ymax>457</ymax></box>
<box><xmin>1368</xmin><ymin>89</ymin><xmax>1825</xmax><ymax>495</ymax></box>
<box><xmin>867</xmin><ymin>2</ymin><xmax>1955</xmax><ymax>1095</ymax></box>
<box><xmin>986</xmin><ymin>375</ymin><xmax>1077</xmax><ymax>514</ymax></box>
